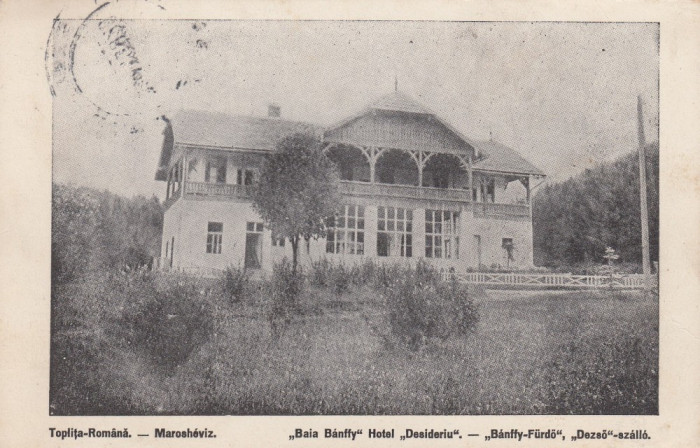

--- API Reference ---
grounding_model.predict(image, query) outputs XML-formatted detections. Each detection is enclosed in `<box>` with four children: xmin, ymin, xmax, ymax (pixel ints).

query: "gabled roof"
<box><xmin>472</xmin><ymin>139</ymin><xmax>545</xmax><ymax>176</ymax></box>
<box><xmin>170</xmin><ymin>110</ymin><xmax>319</xmax><ymax>150</ymax></box>
<box><xmin>327</xmin><ymin>91</ymin><xmax>545</xmax><ymax>177</ymax></box>
<box><xmin>156</xmin><ymin>96</ymin><xmax>546</xmax><ymax>181</ymax></box>
<box><xmin>155</xmin><ymin>110</ymin><xmax>319</xmax><ymax>180</ymax></box>
<box><xmin>326</xmin><ymin>91</ymin><xmax>477</xmax><ymax>153</ymax></box>
<box><xmin>369</xmin><ymin>91</ymin><xmax>433</xmax><ymax>115</ymax></box>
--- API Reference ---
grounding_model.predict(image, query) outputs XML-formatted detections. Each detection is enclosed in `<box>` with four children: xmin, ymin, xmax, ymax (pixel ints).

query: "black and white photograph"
<box><xmin>46</xmin><ymin>16</ymin><xmax>663</xmax><ymax>417</ymax></box>
<box><xmin>6</xmin><ymin>1</ymin><xmax>700</xmax><ymax>446</ymax></box>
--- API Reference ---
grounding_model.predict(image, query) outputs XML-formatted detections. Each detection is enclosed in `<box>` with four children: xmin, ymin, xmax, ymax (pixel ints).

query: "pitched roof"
<box><xmin>472</xmin><ymin>139</ymin><xmax>545</xmax><ymax>176</ymax></box>
<box><xmin>170</xmin><ymin>110</ymin><xmax>319</xmax><ymax>150</ymax></box>
<box><xmin>369</xmin><ymin>91</ymin><xmax>432</xmax><ymax>115</ymax></box>
<box><xmin>326</xmin><ymin>91</ymin><xmax>478</xmax><ymax>154</ymax></box>
<box><xmin>326</xmin><ymin>91</ymin><xmax>544</xmax><ymax>176</ymax></box>
<box><xmin>156</xmin><ymin>98</ymin><xmax>545</xmax><ymax>180</ymax></box>
<box><xmin>155</xmin><ymin>110</ymin><xmax>319</xmax><ymax>180</ymax></box>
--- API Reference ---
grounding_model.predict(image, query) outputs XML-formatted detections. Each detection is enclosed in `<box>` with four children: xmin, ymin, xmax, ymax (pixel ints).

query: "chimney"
<box><xmin>268</xmin><ymin>104</ymin><xmax>281</xmax><ymax>118</ymax></box>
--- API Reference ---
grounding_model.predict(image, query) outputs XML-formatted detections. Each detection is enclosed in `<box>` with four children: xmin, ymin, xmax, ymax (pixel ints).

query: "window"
<box><xmin>479</xmin><ymin>177</ymin><xmax>495</xmax><ymax>203</ymax></box>
<box><xmin>244</xmin><ymin>222</ymin><xmax>264</xmax><ymax>269</ymax></box>
<box><xmin>187</xmin><ymin>158</ymin><xmax>201</xmax><ymax>182</ymax></box>
<box><xmin>272</xmin><ymin>236</ymin><xmax>285</xmax><ymax>247</ymax></box>
<box><xmin>237</xmin><ymin>169</ymin><xmax>255</xmax><ymax>185</ymax></box>
<box><xmin>205</xmin><ymin>157</ymin><xmax>227</xmax><ymax>184</ymax></box>
<box><xmin>377</xmin><ymin>206</ymin><xmax>412</xmax><ymax>257</ymax></box>
<box><xmin>502</xmin><ymin>238</ymin><xmax>515</xmax><ymax>263</ymax></box>
<box><xmin>246</xmin><ymin>222</ymin><xmax>264</xmax><ymax>233</ymax></box>
<box><xmin>425</xmin><ymin>210</ymin><xmax>460</xmax><ymax>259</ymax></box>
<box><xmin>167</xmin><ymin>161</ymin><xmax>182</xmax><ymax>199</ymax></box>
<box><xmin>326</xmin><ymin>205</ymin><xmax>365</xmax><ymax>255</ymax></box>
<box><xmin>206</xmin><ymin>222</ymin><xmax>223</xmax><ymax>254</ymax></box>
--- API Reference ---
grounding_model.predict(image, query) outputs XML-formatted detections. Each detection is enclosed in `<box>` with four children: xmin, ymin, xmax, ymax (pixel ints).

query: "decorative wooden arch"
<box><xmin>322</xmin><ymin>141</ymin><xmax>475</xmax><ymax>193</ymax></box>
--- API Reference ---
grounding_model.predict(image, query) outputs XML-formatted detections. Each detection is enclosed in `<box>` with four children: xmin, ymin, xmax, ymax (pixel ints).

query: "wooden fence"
<box><xmin>451</xmin><ymin>272</ymin><xmax>650</xmax><ymax>289</ymax></box>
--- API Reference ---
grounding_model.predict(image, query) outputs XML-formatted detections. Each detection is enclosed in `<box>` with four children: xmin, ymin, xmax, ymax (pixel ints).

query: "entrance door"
<box><xmin>473</xmin><ymin>235</ymin><xmax>482</xmax><ymax>268</ymax></box>
<box><xmin>245</xmin><ymin>234</ymin><xmax>262</xmax><ymax>268</ymax></box>
<box><xmin>244</xmin><ymin>222</ymin><xmax>264</xmax><ymax>269</ymax></box>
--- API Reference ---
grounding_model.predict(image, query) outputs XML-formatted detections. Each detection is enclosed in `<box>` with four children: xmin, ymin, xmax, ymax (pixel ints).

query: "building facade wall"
<box><xmin>464</xmin><ymin>214</ymin><xmax>533</xmax><ymax>269</ymax></box>
<box><xmin>161</xmin><ymin>196</ymin><xmax>534</xmax><ymax>273</ymax></box>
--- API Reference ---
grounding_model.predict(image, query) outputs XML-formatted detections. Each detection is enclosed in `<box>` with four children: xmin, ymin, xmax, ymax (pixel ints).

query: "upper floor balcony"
<box><xmin>165</xmin><ymin>178</ymin><xmax>529</xmax><ymax>218</ymax></box>
<box><xmin>338</xmin><ymin>180</ymin><xmax>472</xmax><ymax>203</ymax></box>
<box><xmin>162</xmin><ymin>146</ymin><xmax>532</xmax><ymax>219</ymax></box>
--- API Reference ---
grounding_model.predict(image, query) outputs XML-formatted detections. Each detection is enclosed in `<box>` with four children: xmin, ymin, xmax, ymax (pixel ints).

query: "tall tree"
<box><xmin>532</xmin><ymin>142</ymin><xmax>659</xmax><ymax>270</ymax></box>
<box><xmin>251</xmin><ymin>133</ymin><xmax>341</xmax><ymax>273</ymax></box>
<box><xmin>52</xmin><ymin>183</ymin><xmax>164</xmax><ymax>285</ymax></box>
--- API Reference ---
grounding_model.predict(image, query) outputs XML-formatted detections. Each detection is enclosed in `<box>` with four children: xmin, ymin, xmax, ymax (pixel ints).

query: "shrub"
<box><xmin>442</xmin><ymin>276</ymin><xmax>480</xmax><ymax>336</ymax></box>
<box><xmin>414</xmin><ymin>259</ymin><xmax>442</xmax><ymax>285</ymax></box>
<box><xmin>543</xmin><ymin>334</ymin><xmax>658</xmax><ymax>414</ymax></box>
<box><xmin>330</xmin><ymin>263</ymin><xmax>351</xmax><ymax>295</ymax></box>
<box><xmin>51</xmin><ymin>183</ymin><xmax>163</xmax><ymax>286</ymax></box>
<box><xmin>50</xmin><ymin>269</ymin><xmax>216</xmax><ymax>414</ymax></box>
<box><xmin>357</xmin><ymin>259</ymin><xmax>377</xmax><ymax>285</ymax></box>
<box><xmin>374</xmin><ymin>263</ymin><xmax>402</xmax><ymax>289</ymax></box>
<box><xmin>120</xmin><ymin>274</ymin><xmax>214</xmax><ymax>371</ymax></box>
<box><xmin>222</xmin><ymin>265</ymin><xmax>248</xmax><ymax>303</ymax></box>
<box><xmin>309</xmin><ymin>259</ymin><xmax>382</xmax><ymax>293</ymax></box>
<box><xmin>383</xmin><ymin>262</ymin><xmax>479</xmax><ymax>350</ymax></box>
<box><xmin>308</xmin><ymin>259</ymin><xmax>331</xmax><ymax>287</ymax></box>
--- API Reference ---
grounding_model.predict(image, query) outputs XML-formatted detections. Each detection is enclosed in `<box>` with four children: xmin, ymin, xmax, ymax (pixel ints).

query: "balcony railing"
<box><xmin>338</xmin><ymin>180</ymin><xmax>472</xmax><ymax>202</ymax></box>
<box><xmin>184</xmin><ymin>182</ymin><xmax>252</xmax><ymax>198</ymax></box>
<box><xmin>472</xmin><ymin>202</ymin><xmax>530</xmax><ymax>218</ymax></box>
<box><xmin>170</xmin><ymin>181</ymin><xmax>529</xmax><ymax>218</ymax></box>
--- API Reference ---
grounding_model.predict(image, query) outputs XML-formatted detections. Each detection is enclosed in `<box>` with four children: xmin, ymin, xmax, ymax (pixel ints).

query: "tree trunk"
<box><xmin>291</xmin><ymin>236</ymin><xmax>299</xmax><ymax>274</ymax></box>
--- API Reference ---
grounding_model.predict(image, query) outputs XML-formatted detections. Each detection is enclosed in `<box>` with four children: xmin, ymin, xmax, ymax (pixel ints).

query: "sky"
<box><xmin>51</xmin><ymin>20</ymin><xmax>659</xmax><ymax>199</ymax></box>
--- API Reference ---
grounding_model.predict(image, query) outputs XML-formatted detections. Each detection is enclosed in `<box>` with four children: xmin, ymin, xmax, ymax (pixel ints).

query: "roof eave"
<box><xmin>473</xmin><ymin>166</ymin><xmax>546</xmax><ymax>177</ymax></box>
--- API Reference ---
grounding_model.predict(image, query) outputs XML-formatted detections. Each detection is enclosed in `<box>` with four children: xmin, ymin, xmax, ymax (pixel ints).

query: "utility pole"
<box><xmin>637</xmin><ymin>95</ymin><xmax>652</xmax><ymax>288</ymax></box>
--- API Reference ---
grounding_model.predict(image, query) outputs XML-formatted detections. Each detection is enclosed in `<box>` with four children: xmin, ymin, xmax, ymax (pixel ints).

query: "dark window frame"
<box><xmin>377</xmin><ymin>206</ymin><xmax>413</xmax><ymax>257</ymax></box>
<box><xmin>206</xmin><ymin>221</ymin><xmax>223</xmax><ymax>254</ymax></box>
<box><xmin>326</xmin><ymin>205</ymin><xmax>365</xmax><ymax>255</ymax></box>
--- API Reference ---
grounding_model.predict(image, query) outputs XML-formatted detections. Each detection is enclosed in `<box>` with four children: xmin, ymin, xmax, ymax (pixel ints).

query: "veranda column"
<box><xmin>456</xmin><ymin>154</ymin><xmax>473</xmax><ymax>201</ymax></box>
<box><xmin>468</xmin><ymin>154</ymin><xmax>473</xmax><ymax>200</ymax></box>
<box><xmin>166</xmin><ymin>170</ymin><xmax>171</xmax><ymax>199</ymax></box>
<box><xmin>360</xmin><ymin>146</ymin><xmax>386</xmax><ymax>184</ymax></box>
<box><xmin>413</xmin><ymin>206</ymin><xmax>426</xmax><ymax>259</ymax></box>
<box><xmin>409</xmin><ymin>150</ymin><xmax>433</xmax><ymax>187</ymax></box>
<box><xmin>181</xmin><ymin>148</ymin><xmax>188</xmax><ymax>196</ymax></box>
<box><xmin>525</xmin><ymin>175</ymin><xmax>531</xmax><ymax>203</ymax></box>
<box><xmin>364</xmin><ymin>204</ymin><xmax>378</xmax><ymax>257</ymax></box>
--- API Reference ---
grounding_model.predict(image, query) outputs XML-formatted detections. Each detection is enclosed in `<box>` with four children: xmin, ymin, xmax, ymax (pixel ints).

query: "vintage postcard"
<box><xmin>1</xmin><ymin>0</ymin><xmax>698</xmax><ymax>446</ymax></box>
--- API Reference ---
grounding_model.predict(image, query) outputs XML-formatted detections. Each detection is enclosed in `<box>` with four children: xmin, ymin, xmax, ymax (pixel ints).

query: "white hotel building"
<box><xmin>154</xmin><ymin>92</ymin><xmax>544</xmax><ymax>273</ymax></box>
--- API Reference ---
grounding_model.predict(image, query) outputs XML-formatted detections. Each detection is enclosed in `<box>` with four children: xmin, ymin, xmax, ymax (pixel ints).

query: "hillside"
<box><xmin>532</xmin><ymin>142</ymin><xmax>659</xmax><ymax>270</ymax></box>
<box><xmin>52</xmin><ymin>183</ymin><xmax>164</xmax><ymax>285</ymax></box>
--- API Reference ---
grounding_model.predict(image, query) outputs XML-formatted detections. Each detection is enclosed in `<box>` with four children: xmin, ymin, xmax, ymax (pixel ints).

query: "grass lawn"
<box><xmin>51</xmin><ymin>274</ymin><xmax>658</xmax><ymax>415</ymax></box>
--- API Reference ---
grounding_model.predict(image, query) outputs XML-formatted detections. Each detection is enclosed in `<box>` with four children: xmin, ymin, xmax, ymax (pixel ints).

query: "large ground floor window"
<box><xmin>377</xmin><ymin>206</ymin><xmax>413</xmax><ymax>257</ymax></box>
<box><xmin>425</xmin><ymin>210</ymin><xmax>460</xmax><ymax>259</ymax></box>
<box><xmin>326</xmin><ymin>205</ymin><xmax>365</xmax><ymax>255</ymax></box>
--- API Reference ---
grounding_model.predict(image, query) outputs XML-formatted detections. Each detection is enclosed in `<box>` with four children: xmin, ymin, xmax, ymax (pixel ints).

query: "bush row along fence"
<box><xmin>153</xmin><ymin>257</ymin><xmax>654</xmax><ymax>290</ymax></box>
<box><xmin>450</xmin><ymin>272</ymin><xmax>653</xmax><ymax>289</ymax></box>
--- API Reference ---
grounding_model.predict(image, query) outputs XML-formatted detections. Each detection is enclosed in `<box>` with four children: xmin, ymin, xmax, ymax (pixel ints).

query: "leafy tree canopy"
<box><xmin>251</xmin><ymin>132</ymin><xmax>341</xmax><ymax>271</ymax></box>
<box><xmin>533</xmin><ymin>142</ymin><xmax>658</xmax><ymax>271</ymax></box>
<box><xmin>52</xmin><ymin>183</ymin><xmax>164</xmax><ymax>285</ymax></box>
